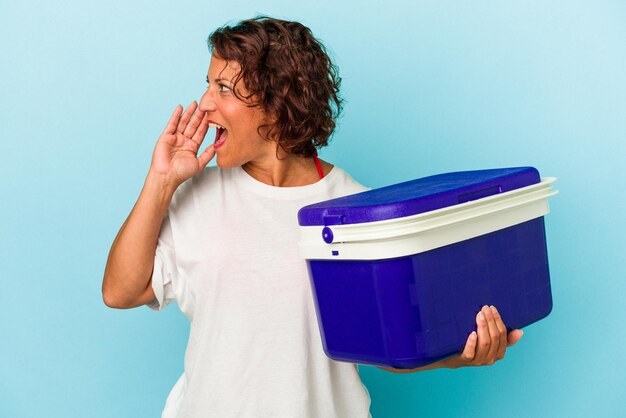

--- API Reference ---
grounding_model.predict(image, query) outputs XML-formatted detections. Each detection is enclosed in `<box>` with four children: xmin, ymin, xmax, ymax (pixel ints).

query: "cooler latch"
<box><xmin>322</xmin><ymin>214</ymin><xmax>344</xmax><ymax>244</ymax></box>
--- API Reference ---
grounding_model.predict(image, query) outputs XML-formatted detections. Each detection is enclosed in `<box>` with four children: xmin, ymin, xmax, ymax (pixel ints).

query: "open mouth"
<box><xmin>208</xmin><ymin>122</ymin><xmax>228</xmax><ymax>149</ymax></box>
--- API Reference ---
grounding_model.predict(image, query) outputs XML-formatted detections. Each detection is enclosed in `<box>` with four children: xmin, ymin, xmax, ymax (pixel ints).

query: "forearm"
<box><xmin>102</xmin><ymin>169</ymin><xmax>177</xmax><ymax>308</ymax></box>
<box><xmin>377</xmin><ymin>358</ymin><xmax>449</xmax><ymax>374</ymax></box>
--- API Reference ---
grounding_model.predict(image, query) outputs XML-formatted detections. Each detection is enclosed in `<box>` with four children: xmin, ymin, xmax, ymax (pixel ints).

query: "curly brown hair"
<box><xmin>208</xmin><ymin>16</ymin><xmax>343</xmax><ymax>158</ymax></box>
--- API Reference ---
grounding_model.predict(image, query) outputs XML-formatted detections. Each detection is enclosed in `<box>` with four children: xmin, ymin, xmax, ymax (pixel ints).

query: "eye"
<box><xmin>204</xmin><ymin>77</ymin><xmax>231</xmax><ymax>93</ymax></box>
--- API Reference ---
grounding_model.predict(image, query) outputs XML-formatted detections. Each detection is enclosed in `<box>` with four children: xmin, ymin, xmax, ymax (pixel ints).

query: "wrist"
<box><xmin>144</xmin><ymin>168</ymin><xmax>178</xmax><ymax>208</ymax></box>
<box><xmin>437</xmin><ymin>355</ymin><xmax>462</xmax><ymax>369</ymax></box>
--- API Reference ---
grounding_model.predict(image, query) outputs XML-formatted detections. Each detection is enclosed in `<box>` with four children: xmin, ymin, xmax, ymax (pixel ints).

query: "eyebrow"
<box><xmin>206</xmin><ymin>76</ymin><xmax>233</xmax><ymax>85</ymax></box>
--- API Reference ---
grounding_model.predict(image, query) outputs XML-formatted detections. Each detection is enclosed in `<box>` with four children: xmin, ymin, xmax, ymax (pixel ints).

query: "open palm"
<box><xmin>152</xmin><ymin>101</ymin><xmax>215</xmax><ymax>187</ymax></box>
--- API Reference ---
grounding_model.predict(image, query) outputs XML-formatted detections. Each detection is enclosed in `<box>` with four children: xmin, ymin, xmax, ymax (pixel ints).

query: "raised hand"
<box><xmin>151</xmin><ymin>101</ymin><xmax>215</xmax><ymax>187</ymax></box>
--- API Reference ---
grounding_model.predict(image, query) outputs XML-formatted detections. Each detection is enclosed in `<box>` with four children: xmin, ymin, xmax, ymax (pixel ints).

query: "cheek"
<box><xmin>231</xmin><ymin>110</ymin><xmax>263</xmax><ymax>137</ymax></box>
<box><xmin>220</xmin><ymin>101</ymin><xmax>241</xmax><ymax>119</ymax></box>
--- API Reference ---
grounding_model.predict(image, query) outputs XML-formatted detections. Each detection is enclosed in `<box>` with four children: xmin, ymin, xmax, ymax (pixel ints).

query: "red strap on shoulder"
<box><xmin>313</xmin><ymin>150</ymin><xmax>324</xmax><ymax>180</ymax></box>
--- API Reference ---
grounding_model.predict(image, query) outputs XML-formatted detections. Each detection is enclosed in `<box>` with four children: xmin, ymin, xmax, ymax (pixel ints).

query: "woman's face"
<box><xmin>199</xmin><ymin>55</ymin><xmax>274</xmax><ymax>168</ymax></box>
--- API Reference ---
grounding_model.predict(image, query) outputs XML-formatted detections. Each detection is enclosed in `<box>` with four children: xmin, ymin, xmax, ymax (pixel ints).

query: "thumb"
<box><xmin>197</xmin><ymin>145</ymin><xmax>216</xmax><ymax>170</ymax></box>
<box><xmin>507</xmin><ymin>329</ymin><xmax>524</xmax><ymax>347</ymax></box>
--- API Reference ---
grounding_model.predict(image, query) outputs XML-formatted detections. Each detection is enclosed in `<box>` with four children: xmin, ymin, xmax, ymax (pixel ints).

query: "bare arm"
<box><xmin>101</xmin><ymin>170</ymin><xmax>177</xmax><ymax>308</ymax></box>
<box><xmin>101</xmin><ymin>101</ymin><xmax>214</xmax><ymax>309</ymax></box>
<box><xmin>377</xmin><ymin>362</ymin><xmax>441</xmax><ymax>374</ymax></box>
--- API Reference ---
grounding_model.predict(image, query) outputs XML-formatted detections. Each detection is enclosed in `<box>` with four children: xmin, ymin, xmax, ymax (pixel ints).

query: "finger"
<box><xmin>507</xmin><ymin>329</ymin><xmax>524</xmax><ymax>347</ymax></box>
<box><xmin>474</xmin><ymin>309</ymin><xmax>490</xmax><ymax>363</ymax></box>
<box><xmin>483</xmin><ymin>305</ymin><xmax>500</xmax><ymax>364</ymax></box>
<box><xmin>176</xmin><ymin>101</ymin><xmax>198</xmax><ymax>134</ymax></box>
<box><xmin>490</xmin><ymin>306</ymin><xmax>508</xmax><ymax>360</ymax></box>
<box><xmin>460</xmin><ymin>331</ymin><xmax>478</xmax><ymax>364</ymax></box>
<box><xmin>183</xmin><ymin>108</ymin><xmax>206</xmax><ymax>139</ymax></box>
<box><xmin>197</xmin><ymin>144</ymin><xmax>216</xmax><ymax>169</ymax></box>
<box><xmin>190</xmin><ymin>112</ymin><xmax>211</xmax><ymax>145</ymax></box>
<box><xmin>163</xmin><ymin>105</ymin><xmax>183</xmax><ymax>135</ymax></box>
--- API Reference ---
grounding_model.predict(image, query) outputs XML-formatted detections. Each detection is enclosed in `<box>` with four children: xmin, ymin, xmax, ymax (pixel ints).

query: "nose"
<box><xmin>199</xmin><ymin>89</ymin><xmax>217</xmax><ymax>113</ymax></box>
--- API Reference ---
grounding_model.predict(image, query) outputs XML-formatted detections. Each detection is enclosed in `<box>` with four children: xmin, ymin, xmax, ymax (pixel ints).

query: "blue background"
<box><xmin>1</xmin><ymin>1</ymin><xmax>625</xmax><ymax>417</ymax></box>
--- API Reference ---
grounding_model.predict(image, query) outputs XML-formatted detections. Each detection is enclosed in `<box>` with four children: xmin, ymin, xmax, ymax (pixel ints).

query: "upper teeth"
<box><xmin>209</xmin><ymin>122</ymin><xmax>225</xmax><ymax>130</ymax></box>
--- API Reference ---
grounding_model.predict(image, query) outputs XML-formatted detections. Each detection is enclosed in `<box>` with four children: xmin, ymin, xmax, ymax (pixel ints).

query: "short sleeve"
<box><xmin>146</xmin><ymin>211</ymin><xmax>178</xmax><ymax>311</ymax></box>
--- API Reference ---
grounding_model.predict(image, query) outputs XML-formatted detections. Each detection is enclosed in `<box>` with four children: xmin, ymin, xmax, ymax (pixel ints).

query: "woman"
<box><xmin>102</xmin><ymin>16</ymin><xmax>523</xmax><ymax>418</ymax></box>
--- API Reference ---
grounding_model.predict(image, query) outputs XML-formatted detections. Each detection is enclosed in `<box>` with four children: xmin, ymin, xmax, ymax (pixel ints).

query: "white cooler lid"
<box><xmin>298</xmin><ymin>175</ymin><xmax>558</xmax><ymax>260</ymax></box>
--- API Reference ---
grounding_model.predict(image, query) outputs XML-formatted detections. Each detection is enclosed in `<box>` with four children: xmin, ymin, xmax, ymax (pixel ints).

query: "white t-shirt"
<box><xmin>148</xmin><ymin>165</ymin><xmax>372</xmax><ymax>418</ymax></box>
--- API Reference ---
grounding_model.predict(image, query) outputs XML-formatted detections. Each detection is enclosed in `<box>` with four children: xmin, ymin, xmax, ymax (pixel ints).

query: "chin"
<box><xmin>214</xmin><ymin>154</ymin><xmax>240</xmax><ymax>169</ymax></box>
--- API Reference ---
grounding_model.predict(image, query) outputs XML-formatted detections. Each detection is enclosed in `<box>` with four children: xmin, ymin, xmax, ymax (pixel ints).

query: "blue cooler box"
<box><xmin>298</xmin><ymin>167</ymin><xmax>557</xmax><ymax>369</ymax></box>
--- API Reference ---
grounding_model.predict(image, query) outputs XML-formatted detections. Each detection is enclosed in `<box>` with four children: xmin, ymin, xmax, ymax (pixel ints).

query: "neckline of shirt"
<box><xmin>233</xmin><ymin>165</ymin><xmax>341</xmax><ymax>200</ymax></box>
